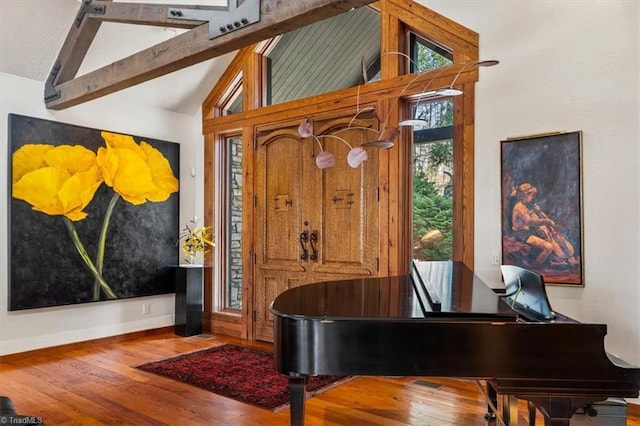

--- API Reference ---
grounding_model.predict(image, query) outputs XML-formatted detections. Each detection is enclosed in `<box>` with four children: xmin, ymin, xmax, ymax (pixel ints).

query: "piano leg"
<box><xmin>527</xmin><ymin>401</ymin><xmax>536</xmax><ymax>425</ymax></box>
<box><xmin>498</xmin><ymin>394</ymin><xmax>520</xmax><ymax>425</ymax></box>
<box><xmin>520</xmin><ymin>396</ymin><xmax>602</xmax><ymax>426</ymax></box>
<box><xmin>493</xmin><ymin>393</ymin><xmax>517</xmax><ymax>425</ymax></box>
<box><xmin>485</xmin><ymin>382</ymin><xmax>497</xmax><ymax>421</ymax></box>
<box><xmin>288</xmin><ymin>376</ymin><xmax>307</xmax><ymax>426</ymax></box>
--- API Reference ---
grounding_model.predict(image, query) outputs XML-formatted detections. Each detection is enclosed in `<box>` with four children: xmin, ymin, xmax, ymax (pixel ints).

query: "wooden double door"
<box><xmin>254</xmin><ymin>111</ymin><xmax>381</xmax><ymax>341</ymax></box>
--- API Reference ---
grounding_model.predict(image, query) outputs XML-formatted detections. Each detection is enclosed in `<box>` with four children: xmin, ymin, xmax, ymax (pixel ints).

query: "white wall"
<box><xmin>0</xmin><ymin>73</ymin><xmax>203</xmax><ymax>355</ymax></box>
<box><xmin>420</xmin><ymin>0</ymin><xmax>640</xmax><ymax>367</ymax></box>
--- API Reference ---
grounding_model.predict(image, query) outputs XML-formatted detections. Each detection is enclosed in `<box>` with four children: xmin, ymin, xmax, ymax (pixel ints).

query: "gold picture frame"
<box><xmin>500</xmin><ymin>131</ymin><xmax>583</xmax><ymax>286</ymax></box>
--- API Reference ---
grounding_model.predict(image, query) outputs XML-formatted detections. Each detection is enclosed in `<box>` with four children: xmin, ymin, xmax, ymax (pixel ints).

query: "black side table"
<box><xmin>172</xmin><ymin>265</ymin><xmax>203</xmax><ymax>337</ymax></box>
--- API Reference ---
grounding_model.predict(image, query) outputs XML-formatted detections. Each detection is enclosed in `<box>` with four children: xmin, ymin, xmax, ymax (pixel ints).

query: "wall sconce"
<box><xmin>298</xmin><ymin>57</ymin><xmax>499</xmax><ymax>169</ymax></box>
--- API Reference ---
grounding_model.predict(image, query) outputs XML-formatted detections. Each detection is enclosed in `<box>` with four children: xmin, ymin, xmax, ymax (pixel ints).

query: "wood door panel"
<box><xmin>258</xmin><ymin>262</ymin><xmax>306</xmax><ymax>272</ymax></box>
<box><xmin>322</xmin><ymin>144</ymin><xmax>365</xmax><ymax>264</ymax></box>
<box><xmin>254</xmin><ymin>112</ymin><xmax>380</xmax><ymax>341</ymax></box>
<box><xmin>313</xmin><ymin>121</ymin><xmax>379</xmax><ymax>276</ymax></box>
<box><xmin>257</xmin><ymin>131</ymin><xmax>304</xmax><ymax>266</ymax></box>
<box><xmin>322</xmin><ymin>172</ymin><xmax>369</xmax><ymax>263</ymax></box>
<box><xmin>254</xmin><ymin>272</ymin><xmax>304</xmax><ymax>341</ymax></box>
<box><xmin>254</xmin><ymin>275</ymin><xmax>278</xmax><ymax>341</ymax></box>
<box><xmin>255</xmin><ymin>124</ymin><xmax>310</xmax><ymax>341</ymax></box>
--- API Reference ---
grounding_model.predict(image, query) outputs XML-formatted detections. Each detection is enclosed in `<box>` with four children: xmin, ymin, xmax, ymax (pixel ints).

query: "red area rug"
<box><xmin>136</xmin><ymin>344</ymin><xmax>347</xmax><ymax>411</ymax></box>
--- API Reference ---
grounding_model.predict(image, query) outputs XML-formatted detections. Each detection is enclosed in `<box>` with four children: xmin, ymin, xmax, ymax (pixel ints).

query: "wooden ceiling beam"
<box><xmin>45</xmin><ymin>0</ymin><xmax>376</xmax><ymax>110</ymax></box>
<box><xmin>45</xmin><ymin>0</ymin><xmax>214</xmax><ymax>104</ymax></box>
<box><xmin>47</xmin><ymin>0</ymin><xmax>113</xmax><ymax>93</ymax></box>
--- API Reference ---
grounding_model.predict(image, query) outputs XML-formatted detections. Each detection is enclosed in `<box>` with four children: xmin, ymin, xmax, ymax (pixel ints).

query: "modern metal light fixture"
<box><xmin>302</xmin><ymin>129</ymin><xmax>369</xmax><ymax>169</ymax></box>
<box><xmin>341</xmin><ymin>99</ymin><xmax>399</xmax><ymax>149</ymax></box>
<box><xmin>298</xmin><ymin>105</ymin><xmax>387</xmax><ymax>169</ymax></box>
<box><xmin>398</xmin><ymin>59</ymin><xmax>499</xmax><ymax>127</ymax></box>
<box><xmin>298</xmin><ymin>56</ymin><xmax>499</xmax><ymax>169</ymax></box>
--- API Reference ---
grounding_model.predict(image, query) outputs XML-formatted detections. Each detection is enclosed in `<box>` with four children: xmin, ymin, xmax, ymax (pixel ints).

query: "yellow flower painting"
<box><xmin>9</xmin><ymin>114</ymin><xmax>180</xmax><ymax>310</ymax></box>
<box><xmin>97</xmin><ymin>131</ymin><xmax>179</xmax><ymax>205</ymax></box>
<box><xmin>13</xmin><ymin>144</ymin><xmax>102</xmax><ymax>221</ymax></box>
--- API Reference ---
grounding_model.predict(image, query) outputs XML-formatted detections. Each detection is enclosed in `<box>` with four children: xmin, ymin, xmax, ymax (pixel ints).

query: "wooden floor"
<box><xmin>1</xmin><ymin>330</ymin><xmax>638</xmax><ymax>426</ymax></box>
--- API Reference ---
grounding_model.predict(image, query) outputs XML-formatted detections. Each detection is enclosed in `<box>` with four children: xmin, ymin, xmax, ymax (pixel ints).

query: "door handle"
<box><xmin>309</xmin><ymin>230</ymin><xmax>318</xmax><ymax>261</ymax></box>
<box><xmin>299</xmin><ymin>231</ymin><xmax>309</xmax><ymax>260</ymax></box>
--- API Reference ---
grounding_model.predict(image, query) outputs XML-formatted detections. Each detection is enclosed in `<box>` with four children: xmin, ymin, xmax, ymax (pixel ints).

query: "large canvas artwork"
<box><xmin>8</xmin><ymin>114</ymin><xmax>180</xmax><ymax>310</ymax></box>
<box><xmin>501</xmin><ymin>131</ymin><xmax>583</xmax><ymax>286</ymax></box>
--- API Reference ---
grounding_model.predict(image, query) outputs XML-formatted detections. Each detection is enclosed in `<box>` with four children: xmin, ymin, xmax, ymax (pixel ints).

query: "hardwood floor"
<box><xmin>1</xmin><ymin>330</ymin><xmax>638</xmax><ymax>425</ymax></box>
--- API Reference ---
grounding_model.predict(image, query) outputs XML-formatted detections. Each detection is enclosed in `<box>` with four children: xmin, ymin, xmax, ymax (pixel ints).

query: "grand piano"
<box><xmin>270</xmin><ymin>261</ymin><xmax>639</xmax><ymax>425</ymax></box>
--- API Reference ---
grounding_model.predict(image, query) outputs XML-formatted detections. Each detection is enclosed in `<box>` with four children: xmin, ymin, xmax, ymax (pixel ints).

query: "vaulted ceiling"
<box><xmin>0</xmin><ymin>1</ymin><xmax>390</xmax><ymax>115</ymax></box>
<box><xmin>1</xmin><ymin>0</ymin><xmax>236</xmax><ymax>115</ymax></box>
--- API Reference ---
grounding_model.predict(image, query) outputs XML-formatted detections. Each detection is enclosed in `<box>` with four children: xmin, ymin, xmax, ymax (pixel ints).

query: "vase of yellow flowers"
<box><xmin>179</xmin><ymin>218</ymin><xmax>215</xmax><ymax>264</ymax></box>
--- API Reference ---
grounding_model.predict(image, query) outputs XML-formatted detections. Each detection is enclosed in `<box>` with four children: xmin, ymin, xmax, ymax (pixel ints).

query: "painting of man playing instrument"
<box><xmin>501</xmin><ymin>132</ymin><xmax>583</xmax><ymax>286</ymax></box>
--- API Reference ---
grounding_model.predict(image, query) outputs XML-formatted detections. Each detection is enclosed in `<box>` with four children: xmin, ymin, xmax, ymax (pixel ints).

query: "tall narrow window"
<box><xmin>224</xmin><ymin>135</ymin><xmax>243</xmax><ymax>309</ymax></box>
<box><xmin>409</xmin><ymin>33</ymin><xmax>454</xmax><ymax>261</ymax></box>
<box><xmin>411</xmin><ymin>100</ymin><xmax>454</xmax><ymax>261</ymax></box>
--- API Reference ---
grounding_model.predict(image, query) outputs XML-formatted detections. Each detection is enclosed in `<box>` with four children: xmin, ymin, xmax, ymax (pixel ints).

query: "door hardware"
<box><xmin>333</xmin><ymin>189</ymin><xmax>354</xmax><ymax>209</ymax></box>
<box><xmin>347</xmin><ymin>192</ymin><xmax>355</xmax><ymax>205</ymax></box>
<box><xmin>309</xmin><ymin>230</ymin><xmax>319</xmax><ymax>261</ymax></box>
<box><xmin>275</xmin><ymin>194</ymin><xmax>292</xmax><ymax>211</ymax></box>
<box><xmin>299</xmin><ymin>231</ymin><xmax>309</xmax><ymax>260</ymax></box>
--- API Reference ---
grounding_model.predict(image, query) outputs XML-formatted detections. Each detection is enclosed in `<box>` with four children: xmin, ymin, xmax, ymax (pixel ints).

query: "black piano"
<box><xmin>270</xmin><ymin>261</ymin><xmax>639</xmax><ymax>425</ymax></box>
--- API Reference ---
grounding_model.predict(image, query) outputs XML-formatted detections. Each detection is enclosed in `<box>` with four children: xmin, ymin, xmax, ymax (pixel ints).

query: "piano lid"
<box><xmin>270</xmin><ymin>261</ymin><xmax>517</xmax><ymax>321</ymax></box>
